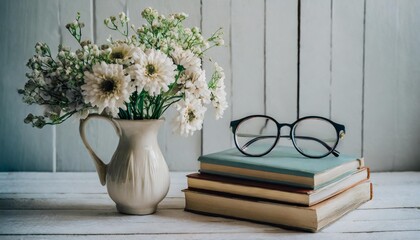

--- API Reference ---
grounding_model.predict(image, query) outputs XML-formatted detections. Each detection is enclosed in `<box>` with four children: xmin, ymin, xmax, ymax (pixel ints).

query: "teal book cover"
<box><xmin>198</xmin><ymin>146</ymin><xmax>363</xmax><ymax>189</ymax></box>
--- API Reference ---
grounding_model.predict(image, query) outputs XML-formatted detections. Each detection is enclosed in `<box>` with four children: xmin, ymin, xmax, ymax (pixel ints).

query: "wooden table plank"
<box><xmin>0</xmin><ymin>208</ymin><xmax>418</xmax><ymax>234</ymax></box>
<box><xmin>0</xmin><ymin>195</ymin><xmax>185</xmax><ymax>210</ymax></box>
<box><xmin>0</xmin><ymin>232</ymin><xmax>420</xmax><ymax>240</ymax></box>
<box><xmin>1</xmin><ymin>172</ymin><xmax>419</xmax><ymax>209</ymax></box>
<box><xmin>0</xmin><ymin>172</ymin><xmax>188</xmax><ymax>197</ymax></box>
<box><xmin>0</xmin><ymin>172</ymin><xmax>419</xmax><ymax>239</ymax></box>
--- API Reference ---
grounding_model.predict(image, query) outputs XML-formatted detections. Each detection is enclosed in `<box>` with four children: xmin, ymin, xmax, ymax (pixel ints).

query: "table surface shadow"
<box><xmin>0</xmin><ymin>172</ymin><xmax>419</xmax><ymax>240</ymax></box>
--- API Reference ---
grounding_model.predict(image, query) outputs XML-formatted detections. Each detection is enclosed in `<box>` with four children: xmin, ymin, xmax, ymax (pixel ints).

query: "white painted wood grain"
<box><xmin>299</xmin><ymin>0</ymin><xmax>331</xmax><ymax>118</ymax></box>
<box><xmin>1</xmin><ymin>232</ymin><xmax>420</xmax><ymax>240</ymax></box>
<box><xmin>0</xmin><ymin>208</ymin><xmax>418</xmax><ymax>235</ymax></box>
<box><xmin>55</xmin><ymin>0</ymin><xmax>125</xmax><ymax>171</ymax></box>
<box><xmin>0</xmin><ymin>172</ymin><xmax>188</xmax><ymax>197</ymax></box>
<box><xmin>0</xmin><ymin>196</ymin><xmax>185</xmax><ymax>210</ymax></box>
<box><xmin>94</xmin><ymin>0</ymin><xmax>126</xmax><ymax>43</ymax></box>
<box><xmin>0</xmin><ymin>172</ymin><xmax>419</xmax><ymax>238</ymax></box>
<box><xmin>231</xmin><ymin>0</ymin><xmax>265</xmax><ymax>119</ymax></box>
<box><xmin>1</xmin><ymin>172</ymin><xmax>420</xmax><ymax>209</ymax></box>
<box><xmin>330</xmin><ymin>0</ymin><xmax>364</xmax><ymax>157</ymax></box>
<box><xmin>0</xmin><ymin>209</ymin><xmax>279</xmax><ymax>235</ymax></box>
<box><xmin>77</xmin><ymin>0</ymin><xmax>127</xmax><ymax>171</ymax></box>
<box><xmin>56</xmin><ymin>0</ymin><xmax>98</xmax><ymax>172</ymax></box>
<box><xmin>266</xmin><ymin>0</ymin><xmax>298</xmax><ymax>123</ymax></box>
<box><xmin>0</xmin><ymin>0</ymin><xmax>59</xmax><ymax>171</ymax></box>
<box><xmin>364</xmin><ymin>0</ymin><xmax>420</xmax><ymax>171</ymax></box>
<box><xmin>2</xmin><ymin>0</ymin><xmax>420</xmax><ymax>172</ymax></box>
<box><xmin>202</xmin><ymin>0</ymin><xmax>233</xmax><ymax>154</ymax></box>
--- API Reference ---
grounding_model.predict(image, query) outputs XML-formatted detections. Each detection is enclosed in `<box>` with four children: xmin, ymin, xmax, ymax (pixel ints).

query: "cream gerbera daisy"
<box><xmin>81</xmin><ymin>62</ymin><xmax>133</xmax><ymax>116</ymax></box>
<box><xmin>109</xmin><ymin>43</ymin><xmax>144</xmax><ymax>65</ymax></box>
<box><xmin>131</xmin><ymin>49</ymin><xmax>176</xmax><ymax>96</ymax></box>
<box><xmin>173</xmin><ymin>98</ymin><xmax>207</xmax><ymax>137</ymax></box>
<box><xmin>171</xmin><ymin>46</ymin><xmax>201</xmax><ymax>77</ymax></box>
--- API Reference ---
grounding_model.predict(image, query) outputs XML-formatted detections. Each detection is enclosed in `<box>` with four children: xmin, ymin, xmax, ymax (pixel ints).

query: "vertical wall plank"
<box><xmin>364</xmin><ymin>0</ymin><xmax>420</xmax><ymax>171</ymax></box>
<box><xmin>56</xmin><ymin>0</ymin><xmax>96</xmax><ymax>171</ymax></box>
<box><xmin>75</xmin><ymin>0</ymin><xmax>128</xmax><ymax>170</ymax></box>
<box><xmin>57</xmin><ymin>0</ymin><xmax>124</xmax><ymax>171</ymax></box>
<box><xmin>299</xmin><ymin>0</ymin><xmax>331</xmax><ymax>117</ymax></box>
<box><xmin>266</xmin><ymin>0</ymin><xmax>298</xmax><ymax>122</ymax></box>
<box><xmin>127</xmin><ymin>0</ymin><xmax>202</xmax><ymax>171</ymax></box>
<box><xmin>231</xmin><ymin>0</ymin><xmax>265</xmax><ymax>119</ymax></box>
<box><xmin>94</xmin><ymin>0</ymin><xmax>127</xmax><ymax>43</ymax></box>
<box><xmin>330</xmin><ymin>0</ymin><xmax>364</xmax><ymax>156</ymax></box>
<box><xmin>202</xmin><ymin>0</ymin><xmax>232</xmax><ymax>154</ymax></box>
<box><xmin>2</xmin><ymin>0</ymin><xmax>420</xmax><ymax>172</ymax></box>
<box><xmin>0</xmin><ymin>0</ymin><xmax>59</xmax><ymax>171</ymax></box>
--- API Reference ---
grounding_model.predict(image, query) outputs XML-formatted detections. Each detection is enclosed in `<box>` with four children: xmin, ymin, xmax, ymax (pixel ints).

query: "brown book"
<box><xmin>187</xmin><ymin>168</ymin><xmax>370</xmax><ymax>206</ymax></box>
<box><xmin>184</xmin><ymin>180</ymin><xmax>373</xmax><ymax>232</ymax></box>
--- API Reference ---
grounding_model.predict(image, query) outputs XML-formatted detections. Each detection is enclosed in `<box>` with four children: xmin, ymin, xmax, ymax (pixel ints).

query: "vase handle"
<box><xmin>79</xmin><ymin>114</ymin><xmax>122</xmax><ymax>186</ymax></box>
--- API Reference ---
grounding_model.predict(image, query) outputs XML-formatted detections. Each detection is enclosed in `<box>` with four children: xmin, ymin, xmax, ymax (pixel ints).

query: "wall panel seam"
<box><xmin>54</xmin><ymin>0</ymin><xmax>63</xmax><ymax>173</ymax></box>
<box><xmin>329</xmin><ymin>0</ymin><xmax>333</xmax><ymax>119</ymax></box>
<box><xmin>229</xmin><ymin>0</ymin><xmax>233</xmax><ymax>123</ymax></box>
<box><xmin>200</xmin><ymin>0</ymin><xmax>203</xmax><ymax>156</ymax></box>
<box><xmin>361</xmin><ymin>0</ymin><xmax>367</xmax><ymax>157</ymax></box>
<box><xmin>93</xmin><ymin>0</ymin><xmax>97</xmax><ymax>43</ymax></box>
<box><xmin>297</xmin><ymin>0</ymin><xmax>301</xmax><ymax>119</ymax></box>
<box><xmin>124</xmin><ymin>0</ymin><xmax>128</xmax><ymax>18</ymax></box>
<box><xmin>263</xmin><ymin>0</ymin><xmax>267</xmax><ymax>115</ymax></box>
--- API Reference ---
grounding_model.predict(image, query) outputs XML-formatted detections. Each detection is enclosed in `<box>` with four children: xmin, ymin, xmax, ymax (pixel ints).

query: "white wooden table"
<box><xmin>0</xmin><ymin>172</ymin><xmax>419</xmax><ymax>239</ymax></box>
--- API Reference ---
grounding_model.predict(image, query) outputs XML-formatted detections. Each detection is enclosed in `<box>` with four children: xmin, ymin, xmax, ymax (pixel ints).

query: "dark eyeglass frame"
<box><xmin>230</xmin><ymin>115</ymin><xmax>346</xmax><ymax>158</ymax></box>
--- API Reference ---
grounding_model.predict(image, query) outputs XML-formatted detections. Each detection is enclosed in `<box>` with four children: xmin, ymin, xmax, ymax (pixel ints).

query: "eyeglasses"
<box><xmin>230</xmin><ymin>115</ymin><xmax>346</xmax><ymax>158</ymax></box>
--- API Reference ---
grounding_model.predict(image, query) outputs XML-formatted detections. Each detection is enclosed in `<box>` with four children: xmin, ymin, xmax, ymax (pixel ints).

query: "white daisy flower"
<box><xmin>109</xmin><ymin>43</ymin><xmax>144</xmax><ymax>65</ymax></box>
<box><xmin>130</xmin><ymin>49</ymin><xmax>176</xmax><ymax>96</ymax></box>
<box><xmin>171</xmin><ymin>46</ymin><xmax>201</xmax><ymax>77</ymax></box>
<box><xmin>173</xmin><ymin>98</ymin><xmax>207</xmax><ymax>137</ymax></box>
<box><xmin>81</xmin><ymin>62</ymin><xmax>133</xmax><ymax>117</ymax></box>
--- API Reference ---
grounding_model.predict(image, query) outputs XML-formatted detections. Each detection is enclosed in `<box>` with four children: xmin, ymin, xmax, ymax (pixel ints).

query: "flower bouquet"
<box><xmin>18</xmin><ymin>8</ymin><xmax>227</xmax><ymax>215</ymax></box>
<box><xmin>19</xmin><ymin>7</ymin><xmax>227</xmax><ymax>137</ymax></box>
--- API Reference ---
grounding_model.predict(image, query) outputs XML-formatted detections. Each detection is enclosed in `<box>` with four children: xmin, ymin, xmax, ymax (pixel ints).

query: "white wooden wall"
<box><xmin>1</xmin><ymin>0</ymin><xmax>419</xmax><ymax>172</ymax></box>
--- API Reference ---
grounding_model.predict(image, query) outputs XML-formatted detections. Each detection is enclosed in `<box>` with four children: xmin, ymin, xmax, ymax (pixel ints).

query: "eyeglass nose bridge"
<box><xmin>277</xmin><ymin>123</ymin><xmax>293</xmax><ymax>133</ymax></box>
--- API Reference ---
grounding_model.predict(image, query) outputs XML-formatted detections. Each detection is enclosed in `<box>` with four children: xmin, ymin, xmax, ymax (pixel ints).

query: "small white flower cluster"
<box><xmin>171</xmin><ymin>46</ymin><xmax>210</xmax><ymax>136</ymax></box>
<box><xmin>20</xmin><ymin>8</ymin><xmax>227</xmax><ymax>137</ymax></box>
<box><xmin>209</xmin><ymin>63</ymin><xmax>228</xmax><ymax>119</ymax></box>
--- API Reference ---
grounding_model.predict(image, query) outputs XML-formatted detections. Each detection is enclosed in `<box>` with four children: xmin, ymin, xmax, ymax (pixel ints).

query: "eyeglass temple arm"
<box><xmin>241</xmin><ymin>135</ymin><xmax>340</xmax><ymax>157</ymax></box>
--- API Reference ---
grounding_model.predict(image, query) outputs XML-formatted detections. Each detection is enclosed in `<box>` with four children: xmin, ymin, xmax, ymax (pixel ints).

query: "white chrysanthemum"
<box><xmin>209</xmin><ymin>63</ymin><xmax>228</xmax><ymax>119</ymax></box>
<box><xmin>171</xmin><ymin>46</ymin><xmax>201</xmax><ymax>76</ymax></box>
<box><xmin>109</xmin><ymin>43</ymin><xmax>144</xmax><ymax>65</ymax></box>
<box><xmin>183</xmin><ymin>70</ymin><xmax>211</xmax><ymax>104</ymax></box>
<box><xmin>81</xmin><ymin>62</ymin><xmax>133</xmax><ymax>117</ymax></box>
<box><xmin>130</xmin><ymin>49</ymin><xmax>176</xmax><ymax>95</ymax></box>
<box><xmin>173</xmin><ymin>98</ymin><xmax>207</xmax><ymax>137</ymax></box>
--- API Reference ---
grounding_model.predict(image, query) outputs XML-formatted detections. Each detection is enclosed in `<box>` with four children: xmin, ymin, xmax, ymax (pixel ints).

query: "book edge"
<box><xmin>186</xmin><ymin>167</ymin><xmax>370</xmax><ymax>206</ymax></box>
<box><xmin>183</xmin><ymin>181</ymin><xmax>372</xmax><ymax>233</ymax></box>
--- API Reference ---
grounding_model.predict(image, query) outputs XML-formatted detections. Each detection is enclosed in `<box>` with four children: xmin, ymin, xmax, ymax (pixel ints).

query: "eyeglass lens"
<box><xmin>235</xmin><ymin>116</ymin><xmax>278</xmax><ymax>156</ymax></box>
<box><xmin>292</xmin><ymin>118</ymin><xmax>338</xmax><ymax>157</ymax></box>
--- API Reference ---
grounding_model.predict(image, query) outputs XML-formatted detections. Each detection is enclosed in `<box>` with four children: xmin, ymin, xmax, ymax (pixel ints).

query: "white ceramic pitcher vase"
<box><xmin>79</xmin><ymin>114</ymin><xmax>170</xmax><ymax>215</ymax></box>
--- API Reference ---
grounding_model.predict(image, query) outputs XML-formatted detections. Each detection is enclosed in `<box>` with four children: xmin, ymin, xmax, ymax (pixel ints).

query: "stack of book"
<box><xmin>184</xmin><ymin>146</ymin><xmax>372</xmax><ymax>232</ymax></box>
